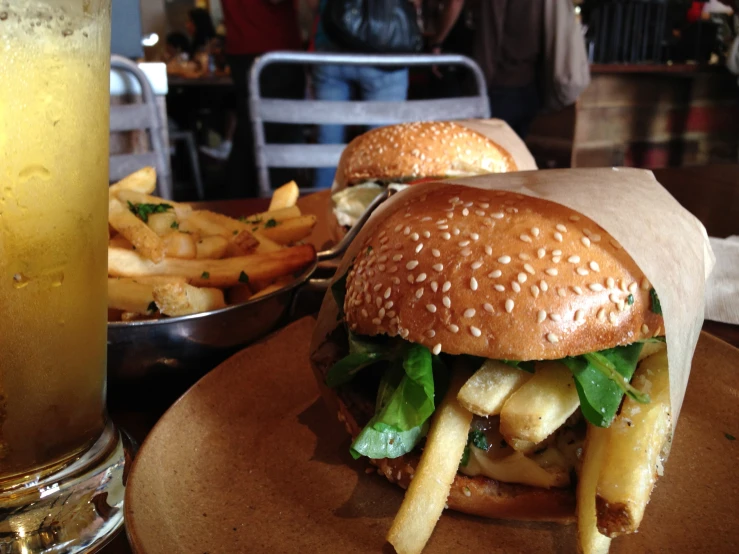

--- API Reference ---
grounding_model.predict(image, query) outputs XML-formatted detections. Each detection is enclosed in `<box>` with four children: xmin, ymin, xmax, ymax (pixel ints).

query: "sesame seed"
<box><xmin>436</xmin><ymin>219</ymin><xmax>447</xmax><ymax>225</ymax></box>
<box><xmin>545</xmin><ymin>268</ymin><xmax>558</xmax><ymax>276</ymax></box>
<box><xmin>484</xmin><ymin>303</ymin><xmax>494</xmax><ymax>313</ymax></box>
<box><xmin>389</xmin><ymin>266</ymin><xmax>398</xmax><ymax>273</ymax></box>
<box><xmin>392</xmin><ymin>277</ymin><xmax>400</xmax><ymax>285</ymax></box>
<box><xmin>403</xmin><ymin>226</ymin><xmax>411</xmax><ymax>235</ymax></box>
<box><xmin>619</xmin><ymin>280</ymin><xmax>629</xmax><ymax>293</ymax></box>
<box><xmin>489</xmin><ymin>269</ymin><xmax>502</xmax><ymax>278</ymax></box>
<box><xmin>438</xmin><ymin>225</ymin><xmax>449</xmax><ymax>230</ymax></box>
<box><xmin>531</xmin><ymin>285</ymin><xmax>540</xmax><ymax>298</ymax></box>
<box><xmin>574</xmin><ymin>310</ymin><xmax>584</xmax><ymax>322</ymax></box>
<box><xmin>552</xmin><ymin>256</ymin><xmax>561</xmax><ymax>263</ymax></box>
<box><xmin>531</xmin><ymin>227</ymin><xmax>540</xmax><ymax>237</ymax></box>
<box><xmin>606</xmin><ymin>277</ymin><xmax>615</xmax><ymax>289</ymax></box>
<box><xmin>577</xmin><ymin>267</ymin><xmax>589</xmax><ymax>276</ymax></box>
<box><xmin>442</xmin><ymin>281</ymin><xmax>452</xmax><ymax>292</ymax></box>
<box><xmin>432</xmin><ymin>263</ymin><xmax>444</xmax><ymax>272</ymax></box>
<box><xmin>407</xmin><ymin>274</ymin><xmax>415</xmax><ymax>283</ymax></box>
<box><xmin>547</xmin><ymin>333</ymin><xmax>559</xmax><ymax>343</ymax></box>
<box><xmin>537</xmin><ymin>310</ymin><xmax>547</xmax><ymax>323</ymax></box>
<box><xmin>378</xmin><ymin>255</ymin><xmax>388</xmax><ymax>263</ymax></box>
<box><xmin>430</xmin><ymin>281</ymin><xmax>438</xmax><ymax>292</ymax></box>
<box><xmin>372</xmin><ymin>318</ymin><xmax>381</xmax><ymax>325</ymax></box>
<box><xmin>568</xmin><ymin>256</ymin><xmax>580</xmax><ymax>264</ymax></box>
<box><xmin>498</xmin><ymin>256</ymin><xmax>511</xmax><ymax>264</ymax></box>
<box><xmin>556</xmin><ymin>224</ymin><xmax>568</xmax><ymax>233</ymax></box>
<box><xmin>569</xmin><ymin>215</ymin><xmax>581</xmax><ymax>222</ymax></box>
<box><xmin>378</xmin><ymin>265</ymin><xmax>386</xmax><ymax>271</ymax></box>
<box><xmin>610</xmin><ymin>239</ymin><xmax>621</xmax><ymax>250</ymax></box>
<box><xmin>491</xmin><ymin>212</ymin><xmax>504</xmax><ymax>219</ymax></box>
<box><xmin>373</xmin><ymin>284</ymin><xmax>382</xmax><ymax>292</ymax></box>
<box><xmin>550</xmin><ymin>313</ymin><xmax>562</xmax><ymax>322</ymax></box>
<box><xmin>520</xmin><ymin>234</ymin><xmax>532</xmax><ymax>243</ymax></box>
<box><xmin>406</xmin><ymin>260</ymin><xmax>419</xmax><ymax>270</ymax></box>
<box><xmin>376</xmin><ymin>297</ymin><xmax>382</xmax><ymax>307</ymax></box>
<box><xmin>447</xmin><ymin>324</ymin><xmax>459</xmax><ymax>333</ymax></box>
<box><xmin>393</xmin><ymin>254</ymin><xmax>403</xmax><ymax>262</ymax></box>
<box><xmin>378</xmin><ymin>308</ymin><xmax>386</xmax><ymax>319</ymax></box>
<box><xmin>416</xmin><ymin>288</ymin><xmax>424</xmax><ymax>299</ymax></box>
<box><xmin>519</xmin><ymin>253</ymin><xmax>531</xmax><ymax>261</ymax></box>
<box><xmin>361</xmin><ymin>309</ymin><xmax>368</xmax><ymax>318</ymax></box>
<box><xmin>380</xmin><ymin>236</ymin><xmax>389</xmax><ymax>244</ymax></box>
<box><xmin>505</xmin><ymin>299</ymin><xmax>514</xmax><ymax>313</ymax></box>
<box><xmin>426</xmin><ymin>304</ymin><xmax>437</xmax><ymax>313</ymax></box>
<box><xmin>442</xmin><ymin>232</ymin><xmax>451</xmax><ymax>240</ymax></box>
<box><xmin>494</xmin><ymin>284</ymin><xmax>505</xmax><ymax>292</ymax></box>
<box><xmin>641</xmin><ymin>278</ymin><xmax>650</xmax><ymax>290</ymax></box>
<box><xmin>432</xmin><ymin>343</ymin><xmax>442</xmax><ymax>355</ymax></box>
<box><xmin>642</xmin><ymin>324</ymin><xmax>649</xmax><ymax>334</ymax></box>
<box><xmin>461</xmin><ymin>248</ymin><xmax>472</xmax><ymax>257</ymax></box>
<box><xmin>609</xmin><ymin>312</ymin><xmax>617</xmax><ymax>324</ymax></box>
<box><xmin>581</xmin><ymin>237</ymin><xmax>591</xmax><ymax>248</ymax></box>
<box><xmin>475</xmin><ymin>210</ymin><xmax>485</xmax><ymax>216</ymax></box>
<box><xmin>410</xmin><ymin>233</ymin><xmax>419</xmax><ymax>242</ymax></box>
<box><xmin>628</xmin><ymin>282</ymin><xmax>638</xmax><ymax>295</ymax></box>
<box><xmin>385</xmin><ymin>301</ymin><xmax>394</xmax><ymax>309</ymax></box>
<box><xmin>583</xmin><ymin>228</ymin><xmax>592</xmax><ymax>237</ymax></box>
<box><xmin>471</xmin><ymin>260</ymin><xmax>483</xmax><ymax>270</ymax></box>
<box><xmin>557</xmin><ymin>288</ymin><xmax>567</xmax><ymax>297</ymax></box>
<box><xmin>415</xmin><ymin>243</ymin><xmax>424</xmax><ymax>253</ymax></box>
<box><xmin>416</xmin><ymin>273</ymin><xmax>427</xmax><ymax>283</ymax></box>
<box><xmin>554</xmin><ymin>232</ymin><xmax>563</xmax><ymax>242</ymax></box>
<box><xmin>589</xmin><ymin>261</ymin><xmax>600</xmax><ymax>272</ymax></box>
<box><xmin>485</xmin><ymin>246</ymin><xmax>493</xmax><ymax>255</ymax></box>
<box><xmin>470</xmin><ymin>326</ymin><xmax>482</xmax><ymax>337</ymax></box>
<box><xmin>470</xmin><ymin>232</ymin><xmax>480</xmax><ymax>241</ymax></box>
<box><xmin>399</xmin><ymin>328</ymin><xmax>409</xmax><ymax>338</ymax></box>
<box><xmin>464</xmin><ymin>308</ymin><xmax>476</xmax><ymax>318</ymax></box>
<box><xmin>589</xmin><ymin>283</ymin><xmax>604</xmax><ymax>292</ymax></box>
<box><xmin>537</xmin><ymin>248</ymin><xmax>546</xmax><ymax>259</ymax></box>
<box><xmin>591</xmin><ymin>234</ymin><xmax>601</xmax><ymax>242</ymax></box>
<box><xmin>597</xmin><ymin>308</ymin><xmax>606</xmax><ymax>321</ymax></box>
<box><xmin>479</xmin><ymin>202</ymin><xmax>490</xmax><ymax>208</ymax></box>
<box><xmin>453</xmin><ymin>228</ymin><xmax>461</xmax><ymax>236</ymax></box>
<box><xmin>524</xmin><ymin>263</ymin><xmax>535</xmax><ymax>275</ymax></box>
<box><xmin>540</xmin><ymin>280</ymin><xmax>549</xmax><ymax>292</ymax></box>
<box><xmin>470</xmin><ymin>277</ymin><xmax>479</xmax><ymax>291</ymax></box>
<box><xmin>458</xmin><ymin>240</ymin><xmax>470</xmax><ymax>248</ymax></box>
<box><xmin>517</xmin><ymin>273</ymin><xmax>527</xmax><ymax>284</ymax></box>
<box><xmin>431</xmin><ymin>249</ymin><xmax>441</xmax><ymax>258</ymax></box>
<box><xmin>462</xmin><ymin>208</ymin><xmax>469</xmax><ymax>217</ymax></box>
<box><xmin>617</xmin><ymin>300</ymin><xmax>625</xmax><ymax>312</ymax></box>
<box><xmin>394</xmin><ymin>224</ymin><xmax>403</xmax><ymax>232</ymax></box>
<box><xmin>573</xmin><ymin>286</ymin><xmax>583</xmax><ymax>295</ymax></box>
<box><xmin>442</xmin><ymin>296</ymin><xmax>451</xmax><ymax>308</ymax></box>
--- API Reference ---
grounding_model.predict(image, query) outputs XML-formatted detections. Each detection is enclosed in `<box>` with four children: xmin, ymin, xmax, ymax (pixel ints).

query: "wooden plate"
<box><xmin>125</xmin><ymin>317</ymin><xmax>739</xmax><ymax>553</ymax></box>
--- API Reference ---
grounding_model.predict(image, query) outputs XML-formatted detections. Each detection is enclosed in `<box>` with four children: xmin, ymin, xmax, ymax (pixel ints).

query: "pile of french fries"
<box><xmin>107</xmin><ymin>167</ymin><xmax>317</xmax><ymax>321</ymax></box>
<box><xmin>388</xmin><ymin>343</ymin><xmax>671</xmax><ymax>554</ymax></box>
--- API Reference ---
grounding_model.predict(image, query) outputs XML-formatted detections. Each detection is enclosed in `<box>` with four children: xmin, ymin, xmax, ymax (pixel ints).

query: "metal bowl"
<box><xmin>106</xmin><ymin>190</ymin><xmax>389</xmax><ymax>382</ymax></box>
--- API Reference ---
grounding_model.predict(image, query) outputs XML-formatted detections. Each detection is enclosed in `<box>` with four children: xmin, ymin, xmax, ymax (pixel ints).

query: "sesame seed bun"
<box><xmin>334</xmin><ymin>121</ymin><xmax>518</xmax><ymax>190</ymax></box>
<box><xmin>344</xmin><ymin>185</ymin><xmax>664</xmax><ymax>360</ymax></box>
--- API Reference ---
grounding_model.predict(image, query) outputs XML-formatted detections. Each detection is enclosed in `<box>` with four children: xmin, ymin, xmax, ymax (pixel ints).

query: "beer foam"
<box><xmin>0</xmin><ymin>0</ymin><xmax>104</xmax><ymax>44</ymax></box>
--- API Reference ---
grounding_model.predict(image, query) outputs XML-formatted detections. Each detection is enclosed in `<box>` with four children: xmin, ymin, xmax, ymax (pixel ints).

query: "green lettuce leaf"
<box><xmin>500</xmin><ymin>359</ymin><xmax>536</xmax><ymax>373</ymax></box>
<box><xmin>562</xmin><ymin>343</ymin><xmax>647</xmax><ymax>427</ymax></box>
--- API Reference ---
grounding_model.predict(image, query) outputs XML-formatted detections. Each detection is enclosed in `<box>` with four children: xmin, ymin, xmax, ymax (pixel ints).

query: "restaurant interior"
<box><xmin>2</xmin><ymin>0</ymin><xmax>738</xmax><ymax>553</ymax></box>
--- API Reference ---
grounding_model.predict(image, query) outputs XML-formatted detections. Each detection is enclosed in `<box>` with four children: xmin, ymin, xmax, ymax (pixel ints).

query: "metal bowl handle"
<box><xmin>315</xmin><ymin>188</ymin><xmax>390</xmax><ymax>263</ymax></box>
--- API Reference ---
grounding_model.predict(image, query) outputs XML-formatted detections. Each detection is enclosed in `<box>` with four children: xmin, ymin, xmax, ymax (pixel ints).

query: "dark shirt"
<box><xmin>221</xmin><ymin>0</ymin><xmax>301</xmax><ymax>55</ymax></box>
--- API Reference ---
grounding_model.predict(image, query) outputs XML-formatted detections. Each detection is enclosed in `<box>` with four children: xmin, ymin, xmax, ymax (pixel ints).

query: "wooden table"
<box><xmin>104</xmin><ymin>164</ymin><xmax>739</xmax><ymax>553</ymax></box>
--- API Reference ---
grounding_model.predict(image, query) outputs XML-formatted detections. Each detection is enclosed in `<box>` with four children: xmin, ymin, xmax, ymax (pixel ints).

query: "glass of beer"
<box><xmin>0</xmin><ymin>1</ymin><xmax>128</xmax><ymax>551</ymax></box>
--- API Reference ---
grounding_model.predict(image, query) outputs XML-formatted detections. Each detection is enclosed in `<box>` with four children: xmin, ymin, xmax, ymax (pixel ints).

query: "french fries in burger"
<box><xmin>107</xmin><ymin>169</ymin><xmax>316</xmax><ymax>321</ymax></box>
<box><xmin>311</xmin><ymin>184</ymin><xmax>671</xmax><ymax>554</ymax></box>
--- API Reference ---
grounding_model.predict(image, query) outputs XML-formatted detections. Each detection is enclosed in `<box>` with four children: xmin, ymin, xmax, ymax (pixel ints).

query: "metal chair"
<box><xmin>248</xmin><ymin>52</ymin><xmax>491</xmax><ymax>197</ymax></box>
<box><xmin>110</xmin><ymin>55</ymin><xmax>172</xmax><ymax>199</ymax></box>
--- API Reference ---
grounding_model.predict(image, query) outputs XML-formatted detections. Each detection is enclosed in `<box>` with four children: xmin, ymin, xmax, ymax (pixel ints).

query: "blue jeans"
<box><xmin>312</xmin><ymin>64</ymin><xmax>409</xmax><ymax>188</ymax></box>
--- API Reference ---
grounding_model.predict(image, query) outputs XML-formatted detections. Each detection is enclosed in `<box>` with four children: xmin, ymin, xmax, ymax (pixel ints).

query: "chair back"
<box><xmin>248</xmin><ymin>51</ymin><xmax>491</xmax><ymax>197</ymax></box>
<box><xmin>110</xmin><ymin>55</ymin><xmax>172</xmax><ymax>198</ymax></box>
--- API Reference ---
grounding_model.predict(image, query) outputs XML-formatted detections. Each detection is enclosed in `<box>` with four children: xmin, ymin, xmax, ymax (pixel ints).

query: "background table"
<box><xmin>104</xmin><ymin>164</ymin><xmax>739</xmax><ymax>553</ymax></box>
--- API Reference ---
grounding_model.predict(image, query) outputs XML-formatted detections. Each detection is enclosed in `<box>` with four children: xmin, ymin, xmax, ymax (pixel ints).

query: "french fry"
<box><xmin>458</xmin><ymin>359</ymin><xmax>531</xmax><ymax>416</ymax></box>
<box><xmin>233</xmin><ymin>229</ymin><xmax>260</xmax><ymax>254</ymax></box>
<box><xmin>596</xmin><ymin>349</ymin><xmax>671</xmax><ymax>537</ymax></box>
<box><xmin>249</xmin><ymin>276</ymin><xmax>293</xmax><ymax>300</ymax></box>
<box><xmin>152</xmin><ymin>282</ymin><xmax>226</xmax><ymax>316</ymax></box>
<box><xmin>268</xmin><ymin>180</ymin><xmax>299</xmax><ymax>211</ymax></box>
<box><xmin>113</xmin><ymin>189</ymin><xmax>192</xmax><ymax>219</ymax></box>
<box><xmin>259</xmin><ymin>215</ymin><xmax>317</xmax><ymax>245</ymax></box>
<box><xmin>108</xmin><ymin>197</ymin><xmax>166</xmax><ymax>262</ymax></box>
<box><xmin>578</xmin><ymin>425</ymin><xmax>612</xmax><ymax>554</ymax></box>
<box><xmin>196</xmin><ymin>235</ymin><xmax>230</xmax><ymax>259</ymax></box>
<box><xmin>181</xmin><ymin>211</ymin><xmax>232</xmax><ymax>239</ymax></box>
<box><xmin>163</xmin><ymin>232</ymin><xmax>197</xmax><ymax>259</ymax></box>
<box><xmin>194</xmin><ymin>210</ymin><xmax>280</xmax><ymax>254</ymax></box>
<box><xmin>108</xmin><ymin>244</ymin><xmax>316</xmax><ymax>288</ymax></box>
<box><xmin>108</xmin><ymin>278</ymin><xmax>155</xmax><ymax>314</ymax></box>
<box><xmin>109</xmin><ymin>236</ymin><xmax>133</xmax><ymax>250</ymax></box>
<box><xmin>121</xmin><ymin>311</ymin><xmax>159</xmax><ymax>322</ymax></box>
<box><xmin>252</xmin><ymin>232</ymin><xmax>284</xmax><ymax>253</ymax></box>
<box><xmin>387</xmin><ymin>370</ymin><xmax>473</xmax><ymax>554</ymax></box>
<box><xmin>638</xmin><ymin>340</ymin><xmax>666</xmax><ymax>361</ymax></box>
<box><xmin>241</xmin><ymin>205</ymin><xmax>301</xmax><ymax>225</ymax></box>
<box><xmin>226</xmin><ymin>285</ymin><xmax>253</xmax><ymax>304</ymax></box>
<box><xmin>147</xmin><ymin>211</ymin><xmax>178</xmax><ymax>236</ymax></box>
<box><xmin>499</xmin><ymin>362</ymin><xmax>580</xmax><ymax>451</ymax></box>
<box><xmin>109</xmin><ymin>166</ymin><xmax>156</xmax><ymax>195</ymax></box>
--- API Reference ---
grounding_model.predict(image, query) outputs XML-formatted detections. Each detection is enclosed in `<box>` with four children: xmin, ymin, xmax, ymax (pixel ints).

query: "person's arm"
<box><xmin>431</xmin><ymin>0</ymin><xmax>465</xmax><ymax>49</ymax></box>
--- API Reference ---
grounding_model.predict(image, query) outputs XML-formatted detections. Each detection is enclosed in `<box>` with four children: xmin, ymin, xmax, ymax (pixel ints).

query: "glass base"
<box><xmin>0</xmin><ymin>421</ymin><xmax>132</xmax><ymax>553</ymax></box>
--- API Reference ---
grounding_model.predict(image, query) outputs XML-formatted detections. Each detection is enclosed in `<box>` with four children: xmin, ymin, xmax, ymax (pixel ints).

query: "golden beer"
<box><xmin>0</xmin><ymin>2</ymin><xmax>127</xmax><ymax>552</ymax></box>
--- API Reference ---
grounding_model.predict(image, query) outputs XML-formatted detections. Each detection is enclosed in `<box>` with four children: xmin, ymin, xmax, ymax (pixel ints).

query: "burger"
<box><xmin>311</xmin><ymin>182</ymin><xmax>670</xmax><ymax>552</ymax></box>
<box><xmin>329</xmin><ymin>121</ymin><xmax>518</xmax><ymax>240</ymax></box>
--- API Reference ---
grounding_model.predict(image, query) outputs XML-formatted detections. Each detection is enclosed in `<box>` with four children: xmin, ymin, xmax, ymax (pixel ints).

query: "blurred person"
<box><xmin>221</xmin><ymin>0</ymin><xmax>305</xmax><ymax>197</ymax></box>
<box><xmin>164</xmin><ymin>32</ymin><xmax>191</xmax><ymax>63</ymax></box>
<box><xmin>309</xmin><ymin>0</ymin><xmax>413</xmax><ymax>189</ymax></box>
<box><xmin>187</xmin><ymin>8</ymin><xmax>217</xmax><ymax>58</ymax></box>
<box><xmin>431</xmin><ymin>0</ymin><xmax>589</xmax><ymax>139</ymax></box>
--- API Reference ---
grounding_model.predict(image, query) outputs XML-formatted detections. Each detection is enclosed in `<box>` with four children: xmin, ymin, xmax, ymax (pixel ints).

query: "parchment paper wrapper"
<box><xmin>457</xmin><ymin>118</ymin><xmax>538</xmax><ymax>171</ymax></box>
<box><xmin>312</xmin><ymin>167</ymin><xmax>715</xmax><ymax>430</ymax></box>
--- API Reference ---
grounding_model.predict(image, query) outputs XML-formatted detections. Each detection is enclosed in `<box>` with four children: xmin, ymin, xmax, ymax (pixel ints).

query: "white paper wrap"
<box><xmin>313</xmin><ymin>168</ymin><xmax>715</xmax><ymax>429</ymax></box>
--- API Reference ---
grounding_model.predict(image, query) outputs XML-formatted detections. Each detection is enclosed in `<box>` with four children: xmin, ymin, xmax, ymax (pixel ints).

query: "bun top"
<box><xmin>344</xmin><ymin>184</ymin><xmax>664</xmax><ymax>360</ymax></box>
<box><xmin>333</xmin><ymin>122</ymin><xmax>517</xmax><ymax>189</ymax></box>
